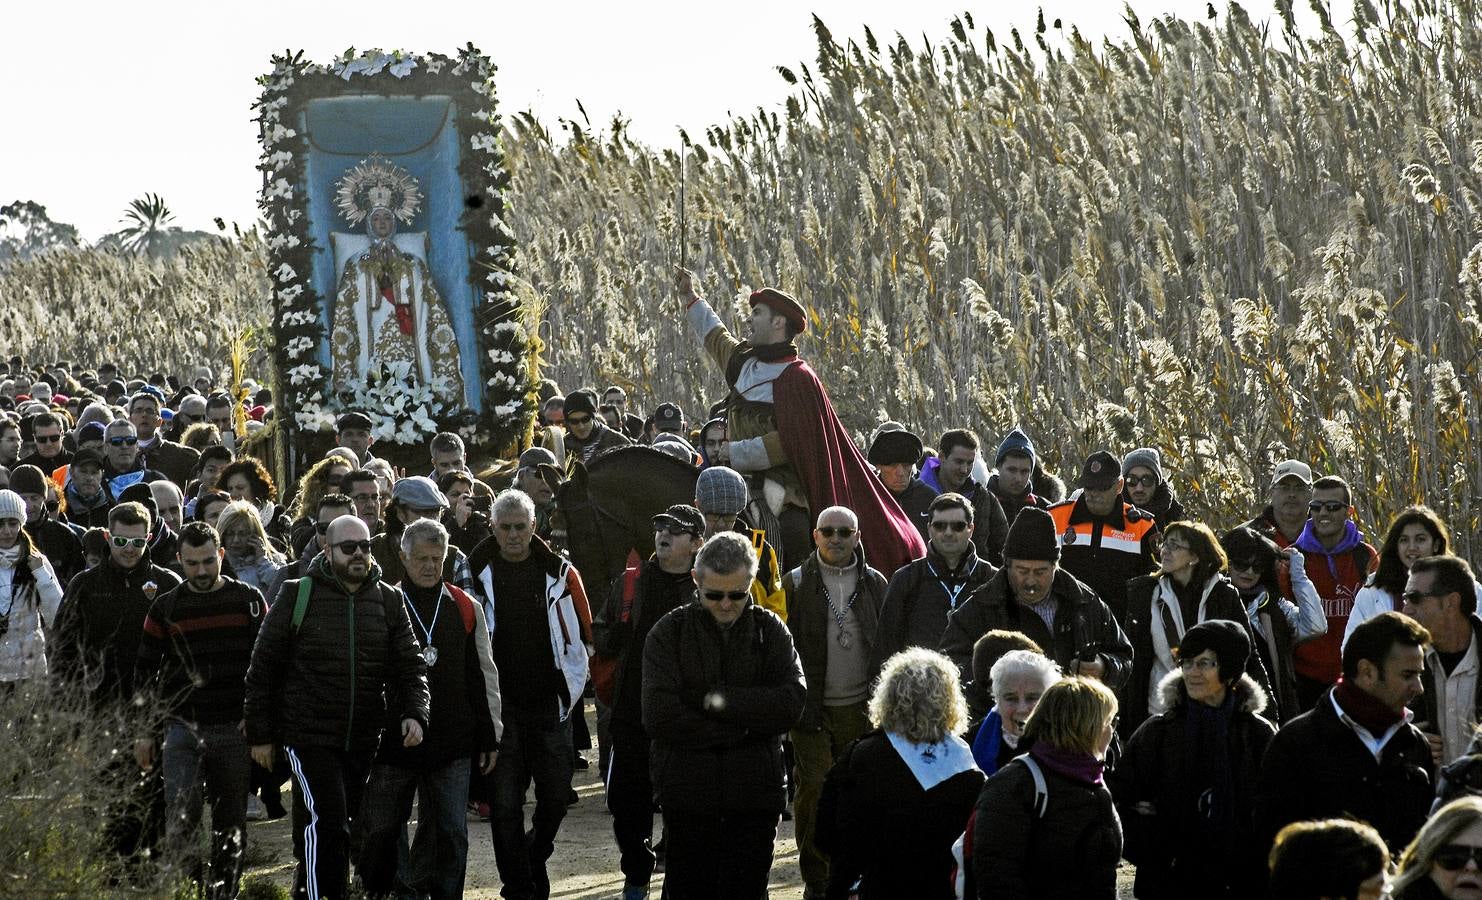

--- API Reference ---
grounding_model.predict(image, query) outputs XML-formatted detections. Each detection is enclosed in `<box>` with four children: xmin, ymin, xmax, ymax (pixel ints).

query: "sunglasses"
<box><xmin>817</xmin><ymin>526</ymin><xmax>857</xmax><ymax>539</ymax></box>
<box><xmin>334</xmin><ymin>540</ymin><xmax>373</xmax><ymax>556</ymax></box>
<box><xmin>35</xmin><ymin>434</ymin><xmax>62</xmax><ymax>444</ymax></box>
<box><xmin>566</xmin><ymin>414</ymin><xmax>593</xmax><ymax>426</ymax></box>
<box><xmin>108</xmin><ymin>436</ymin><xmax>139</xmax><ymax>446</ymax></box>
<box><xmin>1308</xmin><ymin>500</ymin><xmax>1347</xmax><ymax>513</ymax></box>
<box><xmin>1230</xmin><ymin>559</ymin><xmax>1262</xmax><ymax>575</ymax></box>
<box><xmin>929</xmin><ymin>520</ymin><xmax>969</xmax><ymax>533</ymax></box>
<box><xmin>1125</xmin><ymin>474</ymin><xmax>1159</xmax><ymax>488</ymax></box>
<box><xmin>1401</xmin><ymin>590</ymin><xmax>1441</xmax><ymax>606</ymax></box>
<box><xmin>111</xmin><ymin>536</ymin><xmax>149</xmax><ymax>549</ymax></box>
<box><xmin>1435</xmin><ymin>844</ymin><xmax>1482</xmax><ymax>871</ymax></box>
<box><xmin>656</xmin><ymin>525</ymin><xmax>698</xmax><ymax>538</ymax></box>
<box><xmin>701</xmin><ymin>589</ymin><xmax>749</xmax><ymax>603</ymax></box>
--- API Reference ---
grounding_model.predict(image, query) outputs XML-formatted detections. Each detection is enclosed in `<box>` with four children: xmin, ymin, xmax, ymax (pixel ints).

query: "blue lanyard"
<box><xmin>927</xmin><ymin>559</ymin><xmax>977</xmax><ymax>610</ymax></box>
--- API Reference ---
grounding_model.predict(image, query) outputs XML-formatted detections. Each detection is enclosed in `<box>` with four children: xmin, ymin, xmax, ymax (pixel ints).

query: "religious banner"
<box><xmin>255</xmin><ymin>46</ymin><xmax>533</xmax><ymax>468</ymax></box>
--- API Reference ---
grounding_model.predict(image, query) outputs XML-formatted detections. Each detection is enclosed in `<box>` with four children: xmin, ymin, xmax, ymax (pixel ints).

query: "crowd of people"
<box><xmin>1</xmin><ymin>267</ymin><xmax>1481</xmax><ymax>900</ymax></box>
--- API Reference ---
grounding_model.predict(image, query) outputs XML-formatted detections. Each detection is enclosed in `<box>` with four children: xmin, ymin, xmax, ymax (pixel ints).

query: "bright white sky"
<box><xmin>4</xmin><ymin>0</ymin><xmax>1346</xmax><ymax>241</ymax></box>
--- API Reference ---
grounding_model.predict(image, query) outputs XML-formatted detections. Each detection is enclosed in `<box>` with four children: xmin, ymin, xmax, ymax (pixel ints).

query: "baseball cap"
<box><xmin>653</xmin><ymin>504</ymin><xmax>704</xmax><ymax>536</ymax></box>
<box><xmin>518</xmin><ymin>447</ymin><xmax>558</xmax><ymax>469</ymax></box>
<box><xmin>653</xmin><ymin>403</ymin><xmax>684</xmax><ymax>432</ymax></box>
<box><xmin>1080</xmin><ymin>450</ymin><xmax>1120</xmax><ymax>491</ymax></box>
<box><xmin>1272</xmin><ymin>459</ymin><xmax>1313</xmax><ymax>487</ymax></box>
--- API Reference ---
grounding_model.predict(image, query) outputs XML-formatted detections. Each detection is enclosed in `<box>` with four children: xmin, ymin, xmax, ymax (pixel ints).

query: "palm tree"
<box><xmin>120</xmin><ymin>193</ymin><xmax>175</xmax><ymax>257</ymax></box>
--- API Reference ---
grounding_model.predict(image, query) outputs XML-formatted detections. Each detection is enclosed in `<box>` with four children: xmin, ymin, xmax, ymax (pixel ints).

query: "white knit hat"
<box><xmin>0</xmin><ymin>490</ymin><xmax>24</xmax><ymax>521</ymax></box>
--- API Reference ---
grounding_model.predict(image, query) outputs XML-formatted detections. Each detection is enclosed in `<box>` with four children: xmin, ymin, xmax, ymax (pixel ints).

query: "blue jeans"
<box><xmin>356</xmin><ymin>757</ymin><xmax>472</xmax><ymax>900</ymax></box>
<box><xmin>489</xmin><ymin>716</ymin><xmax>574</xmax><ymax>900</ymax></box>
<box><xmin>161</xmin><ymin>720</ymin><xmax>251</xmax><ymax>900</ymax></box>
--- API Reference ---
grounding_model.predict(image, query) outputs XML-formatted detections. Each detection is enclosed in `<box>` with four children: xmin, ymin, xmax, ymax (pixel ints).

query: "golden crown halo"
<box><xmin>334</xmin><ymin>156</ymin><xmax>423</xmax><ymax>225</ymax></box>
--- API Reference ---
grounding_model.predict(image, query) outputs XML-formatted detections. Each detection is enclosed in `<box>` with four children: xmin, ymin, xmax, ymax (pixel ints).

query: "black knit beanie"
<box><xmin>1002</xmin><ymin>507</ymin><xmax>1060</xmax><ymax>562</ymax></box>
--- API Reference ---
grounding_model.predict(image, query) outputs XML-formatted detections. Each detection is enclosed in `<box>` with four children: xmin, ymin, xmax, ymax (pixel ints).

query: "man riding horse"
<box><xmin>675</xmin><ymin>268</ymin><xmax>925</xmax><ymax>577</ymax></box>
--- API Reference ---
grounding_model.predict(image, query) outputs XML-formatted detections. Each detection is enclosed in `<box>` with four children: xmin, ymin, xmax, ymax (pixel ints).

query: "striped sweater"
<box><xmin>136</xmin><ymin>577</ymin><xmax>264</xmax><ymax>725</ymax></box>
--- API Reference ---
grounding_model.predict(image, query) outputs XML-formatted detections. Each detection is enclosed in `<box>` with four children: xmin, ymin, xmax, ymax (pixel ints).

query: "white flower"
<box><xmin>278</xmin><ymin>285</ymin><xmax>305</xmax><ymax>303</ymax></box>
<box><xmin>424</xmin><ymin>58</ymin><xmax>446</xmax><ymax>74</ymax></box>
<box><xmin>280</xmin><ymin>309</ymin><xmax>314</xmax><ymax>326</ymax></box>
<box><xmin>288</xmin><ymin>364</ymin><xmax>320</xmax><ymax>385</ymax></box>
<box><xmin>470</xmin><ymin>133</ymin><xmax>499</xmax><ymax>153</ymax></box>
<box><xmin>285</xmin><ymin>336</ymin><xmax>314</xmax><ymax>356</ymax></box>
<box><xmin>493</xmin><ymin>402</ymin><xmax>521</xmax><ymax>418</ymax></box>
<box><xmin>266</xmin><ymin>179</ymin><xmax>294</xmax><ymax>200</ymax></box>
<box><xmin>388</xmin><ymin>56</ymin><xmax>418</xmax><ymax>78</ymax></box>
<box><xmin>274</xmin><ymin>263</ymin><xmax>297</xmax><ymax>283</ymax></box>
<box><xmin>492</xmin><ymin>321</ymin><xmax>524</xmax><ymax>336</ymax></box>
<box><xmin>267</xmin><ymin>124</ymin><xmax>297</xmax><ymax>144</ymax></box>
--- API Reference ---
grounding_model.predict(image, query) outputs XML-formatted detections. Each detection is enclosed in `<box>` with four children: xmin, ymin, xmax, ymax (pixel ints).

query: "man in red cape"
<box><xmin>676</xmin><ymin>268</ymin><xmax>925</xmax><ymax>578</ymax></box>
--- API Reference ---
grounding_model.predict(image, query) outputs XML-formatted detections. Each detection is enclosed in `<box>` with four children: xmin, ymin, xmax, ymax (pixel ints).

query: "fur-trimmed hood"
<box><xmin>1154</xmin><ymin>668</ymin><xmax>1268</xmax><ymax>717</ymax></box>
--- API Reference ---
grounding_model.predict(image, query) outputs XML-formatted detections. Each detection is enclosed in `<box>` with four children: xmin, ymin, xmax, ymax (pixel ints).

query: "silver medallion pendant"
<box><xmin>423</xmin><ymin>646</ymin><xmax>439</xmax><ymax>667</ymax></box>
<box><xmin>836</xmin><ymin>630</ymin><xmax>852</xmax><ymax>650</ymax></box>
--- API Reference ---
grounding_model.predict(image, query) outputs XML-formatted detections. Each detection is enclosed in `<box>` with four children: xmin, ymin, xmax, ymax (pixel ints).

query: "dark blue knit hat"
<box><xmin>995</xmin><ymin>428</ymin><xmax>1036</xmax><ymax>467</ymax></box>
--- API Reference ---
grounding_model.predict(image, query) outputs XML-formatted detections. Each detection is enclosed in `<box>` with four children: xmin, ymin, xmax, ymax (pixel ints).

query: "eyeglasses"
<box><xmin>1178</xmin><ymin>658</ymin><xmax>1219</xmax><ymax>672</ymax></box>
<box><xmin>566</xmin><ymin>414</ymin><xmax>592</xmax><ymax>427</ymax></box>
<box><xmin>817</xmin><ymin>526</ymin><xmax>857</xmax><ymax>539</ymax></box>
<box><xmin>657</xmin><ymin>525</ymin><xmax>697</xmax><ymax>538</ymax></box>
<box><xmin>1435</xmin><ymin>844</ymin><xmax>1482</xmax><ymax>871</ymax></box>
<box><xmin>1162</xmin><ymin>540</ymin><xmax>1191</xmax><ymax>553</ymax></box>
<box><xmin>929</xmin><ymin>520</ymin><xmax>969</xmax><ymax>533</ymax></box>
<box><xmin>1308</xmin><ymin>500</ymin><xmax>1347</xmax><ymax>513</ymax></box>
<box><xmin>701</xmin><ymin>589</ymin><xmax>749</xmax><ymax>603</ymax></box>
<box><xmin>1125</xmin><ymin>474</ymin><xmax>1158</xmax><ymax>488</ymax></box>
<box><xmin>110</xmin><ymin>536</ymin><xmax>149</xmax><ymax>549</ymax></box>
<box><xmin>108</xmin><ymin>436</ymin><xmax>139</xmax><ymax>447</ymax></box>
<box><xmin>334</xmin><ymin>540</ymin><xmax>373</xmax><ymax>556</ymax></box>
<box><xmin>35</xmin><ymin>434</ymin><xmax>62</xmax><ymax>444</ymax></box>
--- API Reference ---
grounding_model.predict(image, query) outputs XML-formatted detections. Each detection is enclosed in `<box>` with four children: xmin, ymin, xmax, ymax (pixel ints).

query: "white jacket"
<box><xmin>0</xmin><ymin>554</ymin><xmax>64</xmax><ymax>682</ymax></box>
<box><xmin>476</xmin><ymin>549</ymin><xmax>592</xmax><ymax>723</ymax></box>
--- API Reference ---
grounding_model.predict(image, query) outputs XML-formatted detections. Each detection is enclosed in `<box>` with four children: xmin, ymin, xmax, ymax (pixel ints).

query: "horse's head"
<box><xmin>553</xmin><ymin>459</ymin><xmax>628</xmax><ymax>588</ymax></box>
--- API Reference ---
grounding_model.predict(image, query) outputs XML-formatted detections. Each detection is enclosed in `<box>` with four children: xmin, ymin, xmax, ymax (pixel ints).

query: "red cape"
<box><xmin>774</xmin><ymin>359</ymin><xmax>927</xmax><ymax>577</ymax></box>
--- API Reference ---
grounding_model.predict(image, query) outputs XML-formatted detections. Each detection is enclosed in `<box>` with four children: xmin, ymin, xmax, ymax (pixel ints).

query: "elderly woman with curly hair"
<box><xmin>1391</xmin><ymin>796</ymin><xmax>1482</xmax><ymax>899</ymax></box>
<box><xmin>815</xmin><ymin>648</ymin><xmax>984</xmax><ymax>900</ymax></box>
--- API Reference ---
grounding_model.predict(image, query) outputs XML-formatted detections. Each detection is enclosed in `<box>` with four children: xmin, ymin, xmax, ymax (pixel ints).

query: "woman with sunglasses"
<box><xmin>1391</xmin><ymin>796</ymin><xmax>1482</xmax><ymax>899</ymax></box>
<box><xmin>1220</xmin><ymin>526</ymin><xmax>1326</xmax><ymax>724</ymax></box>
<box><xmin>0</xmin><ymin>489</ymin><xmax>65</xmax><ymax>685</ymax></box>
<box><xmin>1111</xmin><ymin>619</ymin><xmax>1276</xmax><ymax>898</ymax></box>
<box><xmin>1120</xmin><ymin>521</ymin><xmax>1266</xmax><ymax>735</ymax></box>
<box><xmin>1343</xmin><ymin>506</ymin><xmax>1482</xmax><ymax>650</ymax></box>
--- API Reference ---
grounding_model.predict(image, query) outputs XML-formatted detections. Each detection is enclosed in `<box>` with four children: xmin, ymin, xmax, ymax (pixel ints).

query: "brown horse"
<box><xmin>554</xmin><ymin>446</ymin><xmax>700</xmax><ymax>592</ymax></box>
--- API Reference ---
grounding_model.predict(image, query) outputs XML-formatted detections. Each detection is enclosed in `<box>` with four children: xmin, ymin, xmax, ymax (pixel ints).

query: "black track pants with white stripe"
<box><xmin>285</xmin><ymin>745</ymin><xmax>373</xmax><ymax>900</ymax></box>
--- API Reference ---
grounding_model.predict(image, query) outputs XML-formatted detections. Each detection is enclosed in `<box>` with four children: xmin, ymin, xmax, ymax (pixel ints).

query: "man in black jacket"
<box><xmin>1254</xmin><ymin>612</ymin><xmax>1436</xmax><ymax>857</ymax></box>
<box><xmin>872</xmin><ymin>493</ymin><xmax>996</xmax><ymax>673</ymax></box>
<box><xmin>244</xmin><ymin>515</ymin><xmax>430</xmax><ymax>900</ymax></box>
<box><xmin>940</xmin><ymin>507</ymin><xmax>1133</xmax><ymax>717</ymax></box>
<box><xmin>594</xmin><ymin>504</ymin><xmax>703</xmax><ymax>899</ymax></box>
<box><xmin>356</xmin><ymin>518</ymin><xmax>501</xmax><ymax>900</ymax></box>
<box><xmin>643</xmin><ymin>531</ymin><xmax>806</xmax><ymax>898</ymax></box>
<box><xmin>781</xmin><ymin>506</ymin><xmax>888</xmax><ymax>898</ymax></box>
<box><xmin>866</xmin><ymin>425</ymin><xmax>935</xmax><ymax>543</ymax></box>
<box><xmin>52</xmin><ymin>499</ymin><xmax>182</xmax><ymax>861</ymax></box>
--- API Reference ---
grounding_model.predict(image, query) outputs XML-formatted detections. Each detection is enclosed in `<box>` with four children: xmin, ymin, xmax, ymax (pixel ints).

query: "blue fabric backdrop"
<box><xmin>300</xmin><ymin>94</ymin><xmax>481</xmax><ymax>411</ymax></box>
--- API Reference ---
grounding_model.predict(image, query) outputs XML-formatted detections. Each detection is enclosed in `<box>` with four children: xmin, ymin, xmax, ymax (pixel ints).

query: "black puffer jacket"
<box><xmin>244</xmin><ymin>555</ymin><xmax>430</xmax><ymax>752</ymax></box>
<box><xmin>782</xmin><ymin>548</ymin><xmax>887</xmax><ymax>730</ymax></box>
<box><xmin>972</xmin><ymin>750</ymin><xmax>1122</xmax><ymax>899</ymax></box>
<box><xmin>642</xmin><ymin>602</ymin><xmax>805</xmax><ymax>814</ymax></box>
<box><xmin>1110</xmin><ymin>672</ymin><xmax>1276</xmax><ymax>899</ymax></box>
<box><xmin>1120</xmin><ymin>574</ymin><xmax>1271</xmax><ymax>735</ymax></box>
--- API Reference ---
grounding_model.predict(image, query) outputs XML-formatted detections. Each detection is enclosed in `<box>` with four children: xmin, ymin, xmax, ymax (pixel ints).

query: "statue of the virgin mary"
<box><xmin>330</xmin><ymin>158</ymin><xmax>462</xmax><ymax>399</ymax></box>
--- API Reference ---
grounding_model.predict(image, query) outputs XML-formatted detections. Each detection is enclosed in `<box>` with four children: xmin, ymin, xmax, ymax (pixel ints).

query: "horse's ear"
<box><xmin>542</xmin><ymin>461</ymin><xmax>573</xmax><ymax>496</ymax></box>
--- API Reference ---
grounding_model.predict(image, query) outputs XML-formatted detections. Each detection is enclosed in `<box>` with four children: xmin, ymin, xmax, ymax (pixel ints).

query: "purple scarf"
<box><xmin>1029</xmin><ymin>742</ymin><xmax>1106</xmax><ymax>786</ymax></box>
